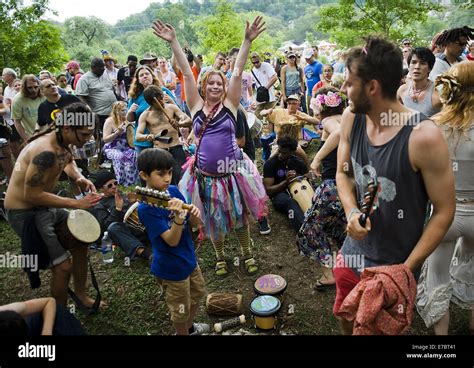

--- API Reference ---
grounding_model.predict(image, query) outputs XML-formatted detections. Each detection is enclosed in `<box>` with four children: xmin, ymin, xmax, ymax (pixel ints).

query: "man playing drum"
<box><xmin>89</xmin><ymin>170</ymin><xmax>151</xmax><ymax>261</ymax></box>
<box><xmin>135</xmin><ymin>85</ymin><xmax>192</xmax><ymax>185</ymax></box>
<box><xmin>263</xmin><ymin>136</ymin><xmax>309</xmax><ymax>232</ymax></box>
<box><xmin>4</xmin><ymin>102</ymin><xmax>104</xmax><ymax>309</ymax></box>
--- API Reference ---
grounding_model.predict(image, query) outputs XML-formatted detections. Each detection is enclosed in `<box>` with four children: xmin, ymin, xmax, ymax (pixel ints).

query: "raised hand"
<box><xmin>245</xmin><ymin>16</ymin><xmax>266</xmax><ymax>42</ymax></box>
<box><xmin>152</xmin><ymin>20</ymin><xmax>177</xmax><ymax>43</ymax></box>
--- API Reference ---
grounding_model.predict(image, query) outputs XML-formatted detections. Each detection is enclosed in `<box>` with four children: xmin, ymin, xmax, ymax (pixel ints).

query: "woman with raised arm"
<box><xmin>152</xmin><ymin>17</ymin><xmax>268</xmax><ymax>276</ymax></box>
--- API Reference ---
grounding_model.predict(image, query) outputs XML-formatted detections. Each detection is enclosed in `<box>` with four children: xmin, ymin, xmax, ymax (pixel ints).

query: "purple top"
<box><xmin>193</xmin><ymin>105</ymin><xmax>243</xmax><ymax>174</ymax></box>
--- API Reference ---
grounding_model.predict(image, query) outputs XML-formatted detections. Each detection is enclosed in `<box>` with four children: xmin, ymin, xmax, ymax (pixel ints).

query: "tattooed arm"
<box><xmin>24</xmin><ymin>151</ymin><xmax>100</xmax><ymax>209</ymax></box>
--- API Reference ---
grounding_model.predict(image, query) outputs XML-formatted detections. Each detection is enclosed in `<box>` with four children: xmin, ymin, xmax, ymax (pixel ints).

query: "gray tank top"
<box><xmin>445</xmin><ymin>125</ymin><xmax>474</xmax><ymax>201</ymax></box>
<box><xmin>341</xmin><ymin>113</ymin><xmax>429</xmax><ymax>277</ymax></box>
<box><xmin>284</xmin><ymin>67</ymin><xmax>300</xmax><ymax>89</ymax></box>
<box><xmin>402</xmin><ymin>81</ymin><xmax>439</xmax><ymax>117</ymax></box>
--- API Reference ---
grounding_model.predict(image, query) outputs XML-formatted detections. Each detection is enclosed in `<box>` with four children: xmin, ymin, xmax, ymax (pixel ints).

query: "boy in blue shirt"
<box><xmin>137</xmin><ymin>148</ymin><xmax>208</xmax><ymax>335</ymax></box>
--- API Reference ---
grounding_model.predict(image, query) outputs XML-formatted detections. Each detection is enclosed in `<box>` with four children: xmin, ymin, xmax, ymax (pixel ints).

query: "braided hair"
<box><xmin>435</xmin><ymin>26</ymin><xmax>473</xmax><ymax>47</ymax></box>
<box><xmin>27</xmin><ymin>102</ymin><xmax>95</xmax><ymax>151</ymax></box>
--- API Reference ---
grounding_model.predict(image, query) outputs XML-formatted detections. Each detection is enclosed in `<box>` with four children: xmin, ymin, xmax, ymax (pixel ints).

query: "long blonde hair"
<box><xmin>110</xmin><ymin>101</ymin><xmax>127</xmax><ymax>129</ymax></box>
<box><xmin>432</xmin><ymin>61</ymin><xmax>474</xmax><ymax>133</ymax></box>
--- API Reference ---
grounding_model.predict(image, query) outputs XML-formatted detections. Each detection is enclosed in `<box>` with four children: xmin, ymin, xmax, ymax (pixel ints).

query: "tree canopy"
<box><xmin>0</xmin><ymin>0</ymin><xmax>67</xmax><ymax>75</ymax></box>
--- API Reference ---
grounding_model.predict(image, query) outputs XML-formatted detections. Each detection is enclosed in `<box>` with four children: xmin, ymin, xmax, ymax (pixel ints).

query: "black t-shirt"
<box><xmin>263</xmin><ymin>154</ymin><xmax>308</xmax><ymax>188</ymax></box>
<box><xmin>236</xmin><ymin>108</ymin><xmax>255</xmax><ymax>161</ymax></box>
<box><xmin>117</xmin><ymin>67</ymin><xmax>134</xmax><ymax>94</ymax></box>
<box><xmin>37</xmin><ymin>94</ymin><xmax>81</xmax><ymax>127</ymax></box>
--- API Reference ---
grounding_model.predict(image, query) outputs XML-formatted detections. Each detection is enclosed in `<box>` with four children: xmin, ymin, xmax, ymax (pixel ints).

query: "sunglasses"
<box><xmin>251</xmin><ymin>60</ymin><xmax>260</xmax><ymax>65</ymax></box>
<box><xmin>403</xmin><ymin>43</ymin><xmax>411</xmax><ymax>46</ymax></box>
<box><xmin>104</xmin><ymin>181</ymin><xmax>118</xmax><ymax>189</ymax></box>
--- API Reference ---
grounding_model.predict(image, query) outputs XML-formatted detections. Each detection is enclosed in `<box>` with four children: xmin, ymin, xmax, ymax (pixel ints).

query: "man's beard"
<box><xmin>349</xmin><ymin>91</ymin><xmax>371</xmax><ymax>114</ymax></box>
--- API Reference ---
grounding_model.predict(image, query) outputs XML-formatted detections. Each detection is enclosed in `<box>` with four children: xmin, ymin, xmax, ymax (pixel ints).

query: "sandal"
<box><xmin>215</xmin><ymin>261</ymin><xmax>228</xmax><ymax>276</ymax></box>
<box><xmin>314</xmin><ymin>278</ymin><xmax>336</xmax><ymax>292</ymax></box>
<box><xmin>244</xmin><ymin>257</ymin><xmax>259</xmax><ymax>275</ymax></box>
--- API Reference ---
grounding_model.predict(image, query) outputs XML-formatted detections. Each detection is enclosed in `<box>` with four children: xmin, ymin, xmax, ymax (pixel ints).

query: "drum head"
<box><xmin>67</xmin><ymin>210</ymin><xmax>101</xmax><ymax>243</ymax></box>
<box><xmin>250</xmin><ymin>295</ymin><xmax>281</xmax><ymax>316</ymax></box>
<box><xmin>126</xmin><ymin>125</ymin><xmax>135</xmax><ymax>148</ymax></box>
<box><xmin>254</xmin><ymin>274</ymin><xmax>287</xmax><ymax>295</ymax></box>
<box><xmin>124</xmin><ymin>202</ymin><xmax>139</xmax><ymax>223</ymax></box>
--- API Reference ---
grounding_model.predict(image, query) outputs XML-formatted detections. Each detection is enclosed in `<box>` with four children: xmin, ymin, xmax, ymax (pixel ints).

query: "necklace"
<box><xmin>410</xmin><ymin>80</ymin><xmax>430</xmax><ymax>103</ymax></box>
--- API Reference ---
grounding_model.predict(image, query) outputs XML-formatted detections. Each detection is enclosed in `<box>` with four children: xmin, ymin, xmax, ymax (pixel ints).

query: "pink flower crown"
<box><xmin>314</xmin><ymin>91</ymin><xmax>347</xmax><ymax>111</ymax></box>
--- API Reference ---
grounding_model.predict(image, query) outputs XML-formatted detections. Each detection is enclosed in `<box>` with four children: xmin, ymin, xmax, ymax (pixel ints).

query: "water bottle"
<box><xmin>101</xmin><ymin>231</ymin><xmax>114</xmax><ymax>264</ymax></box>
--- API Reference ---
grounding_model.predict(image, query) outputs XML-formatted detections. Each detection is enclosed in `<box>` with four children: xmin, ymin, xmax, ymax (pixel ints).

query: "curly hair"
<box><xmin>432</xmin><ymin>61</ymin><xmax>474</xmax><ymax>134</ymax></box>
<box><xmin>128</xmin><ymin>65</ymin><xmax>162</xmax><ymax>100</ymax></box>
<box><xmin>110</xmin><ymin>101</ymin><xmax>127</xmax><ymax>129</ymax></box>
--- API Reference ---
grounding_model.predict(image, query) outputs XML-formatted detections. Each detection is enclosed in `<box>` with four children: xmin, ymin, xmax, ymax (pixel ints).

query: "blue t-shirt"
<box><xmin>137</xmin><ymin>185</ymin><xmax>197</xmax><ymax>281</ymax></box>
<box><xmin>128</xmin><ymin>87</ymin><xmax>180</xmax><ymax>148</ymax></box>
<box><xmin>304</xmin><ymin>61</ymin><xmax>323</xmax><ymax>96</ymax></box>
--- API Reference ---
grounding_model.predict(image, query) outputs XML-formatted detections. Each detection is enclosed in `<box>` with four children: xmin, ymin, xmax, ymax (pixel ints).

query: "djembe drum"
<box><xmin>206</xmin><ymin>293</ymin><xmax>243</xmax><ymax>316</ymax></box>
<box><xmin>288</xmin><ymin>176</ymin><xmax>315</xmax><ymax>214</ymax></box>
<box><xmin>55</xmin><ymin>210</ymin><xmax>101</xmax><ymax>250</ymax></box>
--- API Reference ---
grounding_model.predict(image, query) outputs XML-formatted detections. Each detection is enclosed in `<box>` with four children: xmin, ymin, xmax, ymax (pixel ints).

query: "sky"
<box><xmin>29</xmin><ymin>0</ymin><xmax>165</xmax><ymax>25</ymax></box>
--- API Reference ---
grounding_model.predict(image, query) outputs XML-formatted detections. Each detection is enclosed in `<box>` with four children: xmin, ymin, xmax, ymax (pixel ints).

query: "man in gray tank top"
<box><xmin>335</xmin><ymin>37</ymin><xmax>455</xmax><ymax>335</ymax></box>
<box><xmin>397</xmin><ymin>47</ymin><xmax>442</xmax><ymax>117</ymax></box>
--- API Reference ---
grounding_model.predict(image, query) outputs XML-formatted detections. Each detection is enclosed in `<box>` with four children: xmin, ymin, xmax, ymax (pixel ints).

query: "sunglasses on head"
<box><xmin>104</xmin><ymin>181</ymin><xmax>118</xmax><ymax>189</ymax></box>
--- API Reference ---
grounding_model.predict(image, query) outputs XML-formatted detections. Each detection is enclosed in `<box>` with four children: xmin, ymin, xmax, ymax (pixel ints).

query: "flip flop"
<box><xmin>314</xmin><ymin>278</ymin><xmax>335</xmax><ymax>292</ymax></box>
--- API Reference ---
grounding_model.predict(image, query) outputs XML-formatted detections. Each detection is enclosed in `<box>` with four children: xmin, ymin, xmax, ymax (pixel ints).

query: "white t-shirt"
<box><xmin>252</xmin><ymin>62</ymin><xmax>277</xmax><ymax>104</ymax></box>
<box><xmin>2</xmin><ymin>85</ymin><xmax>17</xmax><ymax>126</ymax></box>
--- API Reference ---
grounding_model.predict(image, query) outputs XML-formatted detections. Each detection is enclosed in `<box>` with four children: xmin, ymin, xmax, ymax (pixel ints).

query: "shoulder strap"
<box><xmin>251</xmin><ymin>69</ymin><xmax>262</xmax><ymax>87</ymax></box>
<box><xmin>193</xmin><ymin>103</ymin><xmax>221</xmax><ymax>172</ymax></box>
<box><xmin>153</xmin><ymin>97</ymin><xmax>180</xmax><ymax>132</ymax></box>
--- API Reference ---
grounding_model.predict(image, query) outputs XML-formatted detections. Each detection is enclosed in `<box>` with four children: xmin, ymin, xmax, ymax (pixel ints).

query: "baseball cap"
<box><xmin>127</xmin><ymin>55</ymin><xmax>138</xmax><ymax>63</ymax></box>
<box><xmin>303</xmin><ymin>48</ymin><xmax>314</xmax><ymax>59</ymax></box>
<box><xmin>287</xmin><ymin>94</ymin><xmax>300</xmax><ymax>101</ymax></box>
<box><xmin>66</xmin><ymin>61</ymin><xmax>80</xmax><ymax>70</ymax></box>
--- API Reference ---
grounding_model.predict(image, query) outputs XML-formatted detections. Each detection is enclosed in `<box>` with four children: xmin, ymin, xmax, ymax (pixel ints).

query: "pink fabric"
<box><xmin>335</xmin><ymin>264</ymin><xmax>417</xmax><ymax>335</ymax></box>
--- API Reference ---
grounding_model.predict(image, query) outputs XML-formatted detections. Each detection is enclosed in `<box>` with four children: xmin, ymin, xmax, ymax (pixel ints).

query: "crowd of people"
<box><xmin>0</xmin><ymin>20</ymin><xmax>473</xmax><ymax>336</ymax></box>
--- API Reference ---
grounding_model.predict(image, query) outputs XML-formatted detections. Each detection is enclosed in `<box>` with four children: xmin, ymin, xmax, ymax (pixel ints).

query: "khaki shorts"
<box><xmin>157</xmin><ymin>265</ymin><xmax>206</xmax><ymax>323</ymax></box>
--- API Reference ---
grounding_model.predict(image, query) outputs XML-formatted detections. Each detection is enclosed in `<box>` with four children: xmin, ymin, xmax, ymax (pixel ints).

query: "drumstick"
<box><xmin>153</xmin><ymin>97</ymin><xmax>179</xmax><ymax>132</ymax></box>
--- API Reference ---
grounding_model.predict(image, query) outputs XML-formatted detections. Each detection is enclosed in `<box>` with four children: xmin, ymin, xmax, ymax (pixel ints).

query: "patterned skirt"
<box><xmin>296</xmin><ymin>179</ymin><xmax>347</xmax><ymax>266</ymax></box>
<box><xmin>104</xmin><ymin>133</ymin><xmax>139</xmax><ymax>187</ymax></box>
<box><xmin>179</xmin><ymin>155</ymin><xmax>268</xmax><ymax>242</ymax></box>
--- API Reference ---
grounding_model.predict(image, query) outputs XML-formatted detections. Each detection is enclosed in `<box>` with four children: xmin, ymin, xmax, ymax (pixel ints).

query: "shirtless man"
<box><xmin>4</xmin><ymin>102</ymin><xmax>104</xmax><ymax>308</ymax></box>
<box><xmin>136</xmin><ymin>85</ymin><xmax>191</xmax><ymax>184</ymax></box>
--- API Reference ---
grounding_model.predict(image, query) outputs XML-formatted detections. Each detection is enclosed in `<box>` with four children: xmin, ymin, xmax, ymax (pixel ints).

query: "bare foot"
<box><xmin>77</xmin><ymin>295</ymin><xmax>108</xmax><ymax>309</ymax></box>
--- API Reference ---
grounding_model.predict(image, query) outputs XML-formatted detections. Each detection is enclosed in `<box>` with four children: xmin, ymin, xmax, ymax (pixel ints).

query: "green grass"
<box><xmin>0</xmin><ymin>141</ymin><xmax>471</xmax><ymax>335</ymax></box>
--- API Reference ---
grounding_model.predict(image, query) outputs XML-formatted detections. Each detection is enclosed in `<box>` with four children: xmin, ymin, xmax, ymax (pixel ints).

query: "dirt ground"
<box><xmin>0</xmin><ymin>140</ymin><xmax>471</xmax><ymax>336</ymax></box>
